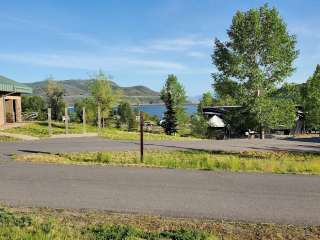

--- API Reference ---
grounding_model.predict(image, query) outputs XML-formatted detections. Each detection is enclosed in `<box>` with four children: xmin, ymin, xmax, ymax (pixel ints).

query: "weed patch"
<box><xmin>16</xmin><ymin>150</ymin><xmax>320</xmax><ymax>175</ymax></box>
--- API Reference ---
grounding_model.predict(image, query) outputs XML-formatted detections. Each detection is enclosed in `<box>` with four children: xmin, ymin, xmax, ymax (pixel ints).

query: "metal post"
<box><xmin>82</xmin><ymin>107</ymin><xmax>86</xmax><ymax>134</ymax></box>
<box><xmin>48</xmin><ymin>108</ymin><xmax>52</xmax><ymax>136</ymax></box>
<box><xmin>65</xmin><ymin>107</ymin><xmax>69</xmax><ymax>134</ymax></box>
<box><xmin>97</xmin><ymin>105</ymin><xmax>101</xmax><ymax>131</ymax></box>
<box><xmin>2</xmin><ymin>97</ymin><xmax>6</xmax><ymax>127</ymax></box>
<box><xmin>140</xmin><ymin>111</ymin><xmax>144</xmax><ymax>163</ymax></box>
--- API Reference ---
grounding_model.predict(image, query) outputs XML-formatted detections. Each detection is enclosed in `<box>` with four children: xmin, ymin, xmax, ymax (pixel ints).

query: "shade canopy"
<box><xmin>208</xmin><ymin>115</ymin><xmax>225</xmax><ymax>128</ymax></box>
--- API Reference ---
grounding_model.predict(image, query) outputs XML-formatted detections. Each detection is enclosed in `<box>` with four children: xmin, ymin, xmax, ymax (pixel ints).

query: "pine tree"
<box><xmin>160</xmin><ymin>75</ymin><xmax>186</xmax><ymax>135</ymax></box>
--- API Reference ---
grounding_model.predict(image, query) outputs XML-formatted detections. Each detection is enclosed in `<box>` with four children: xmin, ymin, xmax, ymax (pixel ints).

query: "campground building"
<box><xmin>0</xmin><ymin>75</ymin><xmax>32</xmax><ymax>127</ymax></box>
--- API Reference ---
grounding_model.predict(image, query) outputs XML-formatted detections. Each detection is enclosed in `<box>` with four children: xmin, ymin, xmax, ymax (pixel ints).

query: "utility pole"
<box><xmin>140</xmin><ymin>111</ymin><xmax>144</xmax><ymax>163</ymax></box>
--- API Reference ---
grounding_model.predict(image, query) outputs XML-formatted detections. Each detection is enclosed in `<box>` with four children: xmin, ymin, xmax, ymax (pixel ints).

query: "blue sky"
<box><xmin>0</xmin><ymin>0</ymin><xmax>319</xmax><ymax>96</ymax></box>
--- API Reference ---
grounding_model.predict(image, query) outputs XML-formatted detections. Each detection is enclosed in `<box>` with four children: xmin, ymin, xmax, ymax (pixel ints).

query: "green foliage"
<box><xmin>197</xmin><ymin>92</ymin><xmax>214</xmax><ymax>114</ymax></box>
<box><xmin>3</xmin><ymin>122</ymin><xmax>96</xmax><ymax>137</ymax></box>
<box><xmin>160</xmin><ymin>74</ymin><xmax>187</xmax><ymax>135</ymax></box>
<box><xmin>74</xmin><ymin>97</ymin><xmax>97</xmax><ymax>124</ymax></box>
<box><xmin>43</xmin><ymin>78</ymin><xmax>66</xmax><ymax>120</ymax></box>
<box><xmin>190</xmin><ymin>115</ymin><xmax>208</xmax><ymax>138</ymax></box>
<box><xmin>271</xmin><ymin>82</ymin><xmax>305</xmax><ymax>104</ymax></box>
<box><xmin>97</xmin><ymin>152</ymin><xmax>111</xmax><ymax>163</ymax></box>
<box><xmin>128</xmin><ymin>113</ymin><xmax>138</xmax><ymax>132</ymax></box>
<box><xmin>88</xmin><ymin>224</ymin><xmax>211</xmax><ymax>240</ymax></box>
<box><xmin>21</xmin><ymin>95</ymin><xmax>47</xmax><ymax>120</ymax></box>
<box><xmin>26</xmin><ymin>79</ymin><xmax>160</xmax><ymax>105</ymax></box>
<box><xmin>90</xmin><ymin>71</ymin><xmax>121</xmax><ymax>119</ymax></box>
<box><xmin>117</xmin><ymin>101</ymin><xmax>133</xmax><ymax>124</ymax></box>
<box><xmin>251</xmin><ymin>97</ymin><xmax>296</xmax><ymax>129</ymax></box>
<box><xmin>0</xmin><ymin>208</ymin><xmax>32</xmax><ymax>228</ymax></box>
<box><xmin>212</xmin><ymin>4</ymin><xmax>298</xmax><ymax>132</ymax></box>
<box><xmin>303</xmin><ymin>65</ymin><xmax>320</xmax><ymax>130</ymax></box>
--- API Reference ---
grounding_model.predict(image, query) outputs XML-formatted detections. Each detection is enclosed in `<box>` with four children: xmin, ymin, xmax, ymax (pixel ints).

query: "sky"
<box><xmin>0</xmin><ymin>0</ymin><xmax>320</xmax><ymax>96</ymax></box>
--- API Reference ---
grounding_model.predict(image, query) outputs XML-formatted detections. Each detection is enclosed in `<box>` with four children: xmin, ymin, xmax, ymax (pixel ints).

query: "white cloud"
<box><xmin>0</xmin><ymin>52</ymin><xmax>186</xmax><ymax>72</ymax></box>
<box><xmin>148</xmin><ymin>37</ymin><xmax>212</xmax><ymax>51</ymax></box>
<box><xmin>187</xmin><ymin>51</ymin><xmax>208</xmax><ymax>58</ymax></box>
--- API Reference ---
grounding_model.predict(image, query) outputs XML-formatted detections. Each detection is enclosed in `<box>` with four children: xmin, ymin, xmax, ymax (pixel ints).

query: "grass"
<box><xmin>0</xmin><ymin>206</ymin><xmax>319</xmax><ymax>240</ymax></box>
<box><xmin>1</xmin><ymin>122</ymin><xmax>198</xmax><ymax>141</ymax></box>
<box><xmin>0</xmin><ymin>136</ymin><xmax>19</xmax><ymax>142</ymax></box>
<box><xmin>100</xmin><ymin>128</ymin><xmax>198</xmax><ymax>141</ymax></box>
<box><xmin>15</xmin><ymin>149</ymin><xmax>320</xmax><ymax>175</ymax></box>
<box><xmin>2</xmin><ymin>122</ymin><xmax>96</xmax><ymax>137</ymax></box>
<box><xmin>0</xmin><ymin>207</ymin><xmax>216</xmax><ymax>240</ymax></box>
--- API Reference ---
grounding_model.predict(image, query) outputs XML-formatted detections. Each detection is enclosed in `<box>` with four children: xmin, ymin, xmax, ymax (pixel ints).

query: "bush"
<box><xmin>96</xmin><ymin>152</ymin><xmax>111</xmax><ymax>163</ymax></box>
<box><xmin>190</xmin><ymin>115</ymin><xmax>208</xmax><ymax>138</ymax></box>
<box><xmin>0</xmin><ymin>209</ymin><xmax>32</xmax><ymax>228</ymax></box>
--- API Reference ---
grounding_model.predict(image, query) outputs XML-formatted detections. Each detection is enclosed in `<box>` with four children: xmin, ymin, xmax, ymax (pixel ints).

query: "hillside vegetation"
<box><xmin>25</xmin><ymin>79</ymin><xmax>160</xmax><ymax>104</ymax></box>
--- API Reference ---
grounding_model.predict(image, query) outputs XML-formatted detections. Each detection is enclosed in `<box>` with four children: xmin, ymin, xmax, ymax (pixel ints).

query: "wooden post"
<box><xmin>140</xmin><ymin>111</ymin><xmax>144</xmax><ymax>163</ymax></box>
<box><xmin>48</xmin><ymin>108</ymin><xmax>52</xmax><ymax>136</ymax></box>
<box><xmin>65</xmin><ymin>107</ymin><xmax>69</xmax><ymax>134</ymax></box>
<box><xmin>97</xmin><ymin>105</ymin><xmax>101</xmax><ymax>131</ymax></box>
<box><xmin>82</xmin><ymin>107</ymin><xmax>86</xmax><ymax>134</ymax></box>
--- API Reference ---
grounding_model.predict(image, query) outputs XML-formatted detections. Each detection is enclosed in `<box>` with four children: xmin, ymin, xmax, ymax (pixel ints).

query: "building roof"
<box><xmin>0</xmin><ymin>75</ymin><xmax>32</xmax><ymax>94</ymax></box>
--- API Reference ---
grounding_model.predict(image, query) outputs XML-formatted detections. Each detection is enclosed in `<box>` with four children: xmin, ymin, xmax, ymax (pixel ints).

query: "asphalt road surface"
<box><xmin>0</xmin><ymin>136</ymin><xmax>320</xmax><ymax>160</ymax></box>
<box><xmin>0</xmin><ymin>161</ymin><xmax>319</xmax><ymax>225</ymax></box>
<box><xmin>0</xmin><ymin>137</ymin><xmax>319</xmax><ymax>225</ymax></box>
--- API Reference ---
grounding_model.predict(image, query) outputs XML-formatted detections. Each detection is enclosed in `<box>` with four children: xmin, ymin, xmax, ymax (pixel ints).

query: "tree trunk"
<box><xmin>260</xmin><ymin>126</ymin><xmax>265</xmax><ymax>139</ymax></box>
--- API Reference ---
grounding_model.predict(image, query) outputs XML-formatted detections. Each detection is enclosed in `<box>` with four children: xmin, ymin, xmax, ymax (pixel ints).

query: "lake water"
<box><xmin>69</xmin><ymin>104</ymin><xmax>198</xmax><ymax>118</ymax></box>
<box><xmin>133</xmin><ymin>104</ymin><xmax>197</xmax><ymax>118</ymax></box>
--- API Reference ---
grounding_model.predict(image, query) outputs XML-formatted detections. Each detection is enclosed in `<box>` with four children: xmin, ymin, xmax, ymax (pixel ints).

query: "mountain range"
<box><xmin>25</xmin><ymin>79</ymin><xmax>161</xmax><ymax>104</ymax></box>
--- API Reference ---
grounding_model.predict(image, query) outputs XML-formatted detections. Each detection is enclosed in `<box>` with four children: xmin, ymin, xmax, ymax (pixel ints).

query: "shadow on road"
<box><xmin>18</xmin><ymin>149</ymin><xmax>53</xmax><ymax>154</ymax></box>
<box><xmin>283</xmin><ymin>137</ymin><xmax>320</xmax><ymax>143</ymax></box>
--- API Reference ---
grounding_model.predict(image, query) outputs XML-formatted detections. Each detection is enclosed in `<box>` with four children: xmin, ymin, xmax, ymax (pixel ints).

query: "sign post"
<box><xmin>140</xmin><ymin>111</ymin><xmax>144</xmax><ymax>163</ymax></box>
<box><xmin>82</xmin><ymin>107</ymin><xmax>86</xmax><ymax>134</ymax></box>
<box><xmin>97</xmin><ymin>105</ymin><xmax>101</xmax><ymax>131</ymax></box>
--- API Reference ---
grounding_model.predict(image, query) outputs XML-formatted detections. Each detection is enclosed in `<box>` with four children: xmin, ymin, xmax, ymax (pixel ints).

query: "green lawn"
<box><xmin>100</xmin><ymin>127</ymin><xmax>198</xmax><ymax>141</ymax></box>
<box><xmin>15</xmin><ymin>150</ymin><xmax>320</xmax><ymax>175</ymax></box>
<box><xmin>0</xmin><ymin>206</ymin><xmax>318</xmax><ymax>240</ymax></box>
<box><xmin>1</xmin><ymin>122</ymin><xmax>198</xmax><ymax>141</ymax></box>
<box><xmin>2</xmin><ymin>122</ymin><xmax>96</xmax><ymax>137</ymax></box>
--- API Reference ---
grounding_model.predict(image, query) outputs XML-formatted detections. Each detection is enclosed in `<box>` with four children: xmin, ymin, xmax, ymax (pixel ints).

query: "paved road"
<box><xmin>0</xmin><ymin>136</ymin><xmax>319</xmax><ymax>160</ymax></box>
<box><xmin>0</xmin><ymin>161</ymin><xmax>319</xmax><ymax>225</ymax></box>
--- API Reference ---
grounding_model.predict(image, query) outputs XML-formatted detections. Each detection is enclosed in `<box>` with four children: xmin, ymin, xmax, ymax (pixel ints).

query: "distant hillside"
<box><xmin>25</xmin><ymin>79</ymin><xmax>161</xmax><ymax>105</ymax></box>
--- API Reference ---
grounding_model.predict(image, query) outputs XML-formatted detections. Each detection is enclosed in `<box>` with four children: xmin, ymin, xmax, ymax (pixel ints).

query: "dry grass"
<box><xmin>0</xmin><ymin>136</ymin><xmax>19</xmax><ymax>142</ymax></box>
<box><xmin>15</xmin><ymin>150</ymin><xmax>320</xmax><ymax>175</ymax></box>
<box><xmin>1</xmin><ymin>122</ymin><xmax>198</xmax><ymax>141</ymax></box>
<box><xmin>1</xmin><ymin>205</ymin><xmax>319</xmax><ymax>240</ymax></box>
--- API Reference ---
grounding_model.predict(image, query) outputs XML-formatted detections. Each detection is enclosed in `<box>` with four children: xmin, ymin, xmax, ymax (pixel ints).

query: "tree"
<box><xmin>303</xmin><ymin>65</ymin><xmax>320</xmax><ymax>130</ymax></box>
<box><xmin>43</xmin><ymin>78</ymin><xmax>65</xmax><ymax>120</ymax></box>
<box><xmin>117</xmin><ymin>101</ymin><xmax>133</xmax><ymax>126</ymax></box>
<box><xmin>128</xmin><ymin>113</ymin><xmax>138</xmax><ymax>132</ymax></box>
<box><xmin>190</xmin><ymin>114</ymin><xmax>208</xmax><ymax>138</ymax></box>
<box><xmin>90</xmin><ymin>71</ymin><xmax>121</xmax><ymax>126</ymax></box>
<box><xmin>160</xmin><ymin>74</ymin><xmax>186</xmax><ymax>135</ymax></box>
<box><xmin>197</xmin><ymin>92</ymin><xmax>214</xmax><ymax>114</ymax></box>
<box><xmin>212</xmin><ymin>4</ymin><xmax>298</xmax><ymax>137</ymax></box>
<box><xmin>74</xmin><ymin>97</ymin><xmax>96</xmax><ymax>124</ymax></box>
<box><xmin>21</xmin><ymin>96</ymin><xmax>47</xmax><ymax>120</ymax></box>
